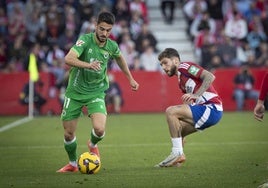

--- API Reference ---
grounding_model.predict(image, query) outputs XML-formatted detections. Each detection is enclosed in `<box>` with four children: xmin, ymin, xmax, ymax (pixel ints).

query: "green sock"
<box><xmin>90</xmin><ymin>129</ymin><xmax>104</xmax><ymax>145</ymax></box>
<box><xmin>64</xmin><ymin>137</ymin><xmax>77</xmax><ymax>162</ymax></box>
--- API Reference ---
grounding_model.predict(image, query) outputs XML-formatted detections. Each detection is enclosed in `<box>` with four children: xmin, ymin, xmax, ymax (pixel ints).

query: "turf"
<box><xmin>0</xmin><ymin>112</ymin><xmax>267</xmax><ymax>188</ymax></box>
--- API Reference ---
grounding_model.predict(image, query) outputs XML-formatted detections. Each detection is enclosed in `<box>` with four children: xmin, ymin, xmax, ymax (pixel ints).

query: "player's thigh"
<box><xmin>86</xmin><ymin>93</ymin><xmax>107</xmax><ymax>116</ymax></box>
<box><xmin>90</xmin><ymin>113</ymin><xmax>107</xmax><ymax>132</ymax></box>
<box><xmin>63</xmin><ymin>119</ymin><xmax>79</xmax><ymax>134</ymax></box>
<box><xmin>180</xmin><ymin>120</ymin><xmax>197</xmax><ymax>137</ymax></box>
<box><xmin>166</xmin><ymin>104</ymin><xmax>193</xmax><ymax>121</ymax></box>
<box><xmin>61</xmin><ymin>96</ymin><xmax>83</xmax><ymax>121</ymax></box>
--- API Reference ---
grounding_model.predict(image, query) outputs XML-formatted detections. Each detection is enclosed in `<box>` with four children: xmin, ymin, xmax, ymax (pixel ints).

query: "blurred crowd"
<box><xmin>1</xmin><ymin>0</ymin><xmax>267</xmax><ymax>78</ymax></box>
<box><xmin>183</xmin><ymin>0</ymin><xmax>268</xmax><ymax>71</ymax></box>
<box><xmin>0</xmin><ymin>0</ymin><xmax>162</xmax><ymax>79</ymax></box>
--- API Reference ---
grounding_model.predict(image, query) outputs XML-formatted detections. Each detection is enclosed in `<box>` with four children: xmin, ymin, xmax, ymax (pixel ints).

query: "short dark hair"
<box><xmin>97</xmin><ymin>11</ymin><xmax>115</xmax><ymax>25</ymax></box>
<box><xmin>158</xmin><ymin>48</ymin><xmax>180</xmax><ymax>61</ymax></box>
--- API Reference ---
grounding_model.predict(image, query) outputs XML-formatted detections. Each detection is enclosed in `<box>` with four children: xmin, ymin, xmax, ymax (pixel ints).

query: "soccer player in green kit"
<box><xmin>57</xmin><ymin>11</ymin><xmax>139</xmax><ymax>173</ymax></box>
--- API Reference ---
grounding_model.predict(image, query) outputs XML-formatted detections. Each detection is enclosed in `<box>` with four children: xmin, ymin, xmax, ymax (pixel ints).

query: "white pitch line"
<box><xmin>0</xmin><ymin>116</ymin><xmax>33</xmax><ymax>133</ymax></box>
<box><xmin>1</xmin><ymin>141</ymin><xmax>268</xmax><ymax>150</ymax></box>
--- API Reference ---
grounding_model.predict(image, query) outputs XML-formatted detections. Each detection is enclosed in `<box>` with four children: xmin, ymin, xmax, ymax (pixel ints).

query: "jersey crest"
<box><xmin>76</xmin><ymin>39</ymin><xmax>85</xmax><ymax>47</ymax></box>
<box><xmin>188</xmin><ymin>65</ymin><xmax>200</xmax><ymax>76</ymax></box>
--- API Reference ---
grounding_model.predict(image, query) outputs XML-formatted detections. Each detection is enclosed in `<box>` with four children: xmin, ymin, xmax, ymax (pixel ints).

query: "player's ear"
<box><xmin>172</xmin><ymin>57</ymin><xmax>179</xmax><ymax>65</ymax></box>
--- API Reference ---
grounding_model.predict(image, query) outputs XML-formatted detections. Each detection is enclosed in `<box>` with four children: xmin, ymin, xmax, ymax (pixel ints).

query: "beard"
<box><xmin>167</xmin><ymin>64</ymin><xmax>177</xmax><ymax>77</ymax></box>
<box><xmin>96</xmin><ymin>33</ymin><xmax>107</xmax><ymax>43</ymax></box>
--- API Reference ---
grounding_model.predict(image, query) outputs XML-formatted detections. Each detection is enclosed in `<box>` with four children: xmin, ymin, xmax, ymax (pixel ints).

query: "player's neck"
<box><xmin>94</xmin><ymin>33</ymin><xmax>106</xmax><ymax>47</ymax></box>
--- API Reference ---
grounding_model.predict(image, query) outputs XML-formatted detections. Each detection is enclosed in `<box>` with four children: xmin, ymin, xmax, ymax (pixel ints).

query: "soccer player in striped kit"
<box><xmin>155</xmin><ymin>48</ymin><xmax>223</xmax><ymax>167</ymax></box>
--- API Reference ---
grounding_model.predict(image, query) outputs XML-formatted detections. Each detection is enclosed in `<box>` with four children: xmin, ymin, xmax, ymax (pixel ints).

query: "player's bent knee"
<box><xmin>165</xmin><ymin>105</ymin><xmax>180</xmax><ymax>116</ymax></box>
<box><xmin>64</xmin><ymin>131</ymin><xmax>75</xmax><ymax>141</ymax></box>
<box><xmin>166</xmin><ymin>105</ymin><xmax>191</xmax><ymax>119</ymax></box>
<box><xmin>94</xmin><ymin>128</ymin><xmax>105</xmax><ymax>137</ymax></box>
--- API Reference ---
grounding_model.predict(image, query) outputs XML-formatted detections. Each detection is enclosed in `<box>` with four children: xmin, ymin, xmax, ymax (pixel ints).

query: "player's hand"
<box><xmin>254</xmin><ymin>103</ymin><xmax>265</xmax><ymax>122</ymax></box>
<box><xmin>88</xmin><ymin>61</ymin><xmax>101</xmax><ymax>71</ymax></box>
<box><xmin>181</xmin><ymin>93</ymin><xmax>199</xmax><ymax>104</ymax></box>
<box><xmin>130</xmin><ymin>79</ymin><xmax>139</xmax><ymax>91</ymax></box>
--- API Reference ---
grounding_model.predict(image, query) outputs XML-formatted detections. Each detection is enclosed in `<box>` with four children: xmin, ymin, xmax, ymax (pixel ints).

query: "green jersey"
<box><xmin>65</xmin><ymin>33</ymin><xmax>121</xmax><ymax>100</ymax></box>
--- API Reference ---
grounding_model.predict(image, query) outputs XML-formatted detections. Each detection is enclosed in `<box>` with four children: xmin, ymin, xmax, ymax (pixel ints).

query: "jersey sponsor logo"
<box><xmin>188</xmin><ymin>65</ymin><xmax>200</xmax><ymax>76</ymax></box>
<box><xmin>104</xmin><ymin>52</ymin><xmax>109</xmax><ymax>59</ymax></box>
<box><xmin>185</xmin><ymin>79</ymin><xmax>196</xmax><ymax>93</ymax></box>
<box><xmin>76</xmin><ymin>39</ymin><xmax>85</xmax><ymax>46</ymax></box>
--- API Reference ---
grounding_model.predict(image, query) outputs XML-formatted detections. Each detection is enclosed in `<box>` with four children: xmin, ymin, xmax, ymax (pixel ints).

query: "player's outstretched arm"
<box><xmin>115</xmin><ymin>55</ymin><xmax>139</xmax><ymax>91</ymax></box>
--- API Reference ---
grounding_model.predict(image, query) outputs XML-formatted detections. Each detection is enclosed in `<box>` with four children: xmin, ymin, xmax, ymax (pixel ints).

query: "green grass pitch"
<box><xmin>0</xmin><ymin>112</ymin><xmax>267</xmax><ymax>188</ymax></box>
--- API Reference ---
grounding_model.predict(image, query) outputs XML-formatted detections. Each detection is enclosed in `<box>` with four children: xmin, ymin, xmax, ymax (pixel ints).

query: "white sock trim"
<box><xmin>92</xmin><ymin>129</ymin><xmax>105</xmax><ymax>138</ymax></box>
<box><xmin>64</xmin><ymin>136</ymin><xmax>76</xmax><ymax>144</ymax></box>
<box><xmin>69</xmin><ymin>161</ymin><xmax>77</xmax><ymax>167</ymax></box>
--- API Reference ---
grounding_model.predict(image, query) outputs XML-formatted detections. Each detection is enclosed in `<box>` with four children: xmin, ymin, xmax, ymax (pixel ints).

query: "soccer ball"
<box><xmin>77</xmin><ymin>152</ymin><xmax>101</xmax><ymax>174</ymax></box>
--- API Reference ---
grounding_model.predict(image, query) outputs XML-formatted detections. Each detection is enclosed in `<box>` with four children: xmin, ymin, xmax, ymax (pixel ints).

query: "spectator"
<box><xmin>236</xmin><ymin>42</ymin><xmax>254</xmax><ymax>65</ymax></box>
<box><xmin>183</xmin><ymin>0</ymin><xmax>207</xmax><ymax>37</ymax></box>
<box><xmin>247</xmin><ymin>26</ymin><xmax>266</xmax><ymax>52</ymax></box>
<box><xmin>234</xmin><ymin>0</ymin><xmax>252</xmax><ymax>17</ymax></box>
<box><xmin>206</xmin><ymin>0</ymin><xmax>224</xmax><ymax>34</ymax></box>
<box><xmin>135</xmin><ymin>23</ymin><xmax>158</xmax><ymax>54</ymax></box>
<box><xmin>35</xmin><ymin>28</ymin><xmax>50</xmax><ymax>65</ymax></box>
<box><xmin>260</xmin><ymin>10</ymin><xmax>268</xmax><ymax>37</ymax></box>
<box><xmin>224</xmin><ymin>10</ymin><xmax>248</xmax><ymax>45</ymax></box>
<box><xmin>207</xmin><ymin>54</ymin><xmax>224</xmax><ymax>71</ymax></box>
<box><xmin>139</xmin><ymin>46</ymin><xmax>161</xmax><ymax>71</ymax></box>
<box><xmin>45</xmin><ymin>43</ymin><xmax>66</xmax><ymax>90</ymax></box>
<box><xmin>19</xmin><ymin>81</ymin><xmax>47</xmax><ymax>116</ymax></box>
<box><xmin>256</xmin><ymin>42</ymin><xmax>268</xmax><ymax>67</ymax></box>
<box><xmin>255</xmin><ymin>0</ymin><xmax>267</xmax><ymax>12</ymax></box>
<box><xmin>0</xmin><ymin>7</ymin><xmax>8</xmax><ymax>35</ymax></box>
<box><xmin>194</xmin><ymin>22</ymin><xmax>216</xmax><ymax>62</ymax></box>
<box><xmin>112</xmin><ymin>0</ymin><xmax>131</xmax><ymax>22</ymax></box>
<box><xmin>45</xmin><ymin>2</ymin><xmax>64</xmax><ymax>43</ymax></box>
<box><xmin>8</xmin><ymin>33</ymin><xmax>27</xmax><ymax>71</ymax></box>
<box><xmin>244</xmin><ymin>53</ymin><xmax>258</xmax><ymax>68</ymax></box>
<box><xmin>160</xmin><ymin>0</ymin><xmax>176</xmax><ymax>24</ymax></box>
<box><xmin>25</xmin><ymin>9</ymin><xmax>45</xmax><ymax>43</ymax></box>
<box><xmin>105</xmin><ymin>73</ymin><xmax>123</xmax><ymax>114</ymax></box>
<box><xmin>233</xmin><ymin>65</ymin><xmax>259</xmax><ymax>111</ymax></box>
<box><xmin>200</xmin><ymin>44</ymin><xmax>219</xmax><ymax>69</ymax></box>
<box><xmin>129</xmin><ymin>0</ymin><xmax>148</xmax><ymax>23</ymax></box>
<box><xmin>247</xmin><ymin>15</ymin><xmax>267</xmax><ymax>52</ymax></box>
<box><xmin>58</xmin><ymin>29</ymin><xmax>77</xmax><ymax>54</ymax></box>
<box><xmin>119</xmin><ymin>33</ymin><xmax>139</xmax><ymax>70</ymax></box>
<box><xmin>23</xmin><ymin>43</ymin><xmax>42</xmax><ymax>72</ymax></box>
<box><xmin>129</xmin><ymin>11</ymin><xmax>144</xmax><ymax>40</ymax></box>
<box><xmin>0</xmin><ymin>35</ymin><xmax>7</xmax><ymax>70</ymax></box>
<box><xmin>217</xmin><ymin>34</ymin><xmax>239</xmax><ymax>67</ymax></box>
<box><xmin>77</xmin><ymin>0</ymin><xmax>94</xmax><ymax>23</ymax></box>
<box><xmin>7</xmin><ymin>1</ymin><xmax>26</xmax><ymax>44</ymax></box>
<box><xmin>190</xmin><ymin>11</ymin><xmax>216</xmax><ymax>39</ymax></box>
<box><xmin>79</xmin><ymin>16</ymin><xmax>96</xmax><ymax>37</ymax></box>
<box><xmin>132</xmin><ymin>55</ymin><xmax>141</xmax><ymax>71</ymax></box>
<box><xmin>244</xmin><ymin>1</ymin><xmax>261</xmax><ymax>23</ymax></box>
<box><xmin>63</xmin><ymin>3</ymin><xmax>78</xmax><ymax>33</ymax></box>
<box><xmin>111</xmin><ymin>19</ymin><xmax>129</xmax><ymax>41</ymax></box>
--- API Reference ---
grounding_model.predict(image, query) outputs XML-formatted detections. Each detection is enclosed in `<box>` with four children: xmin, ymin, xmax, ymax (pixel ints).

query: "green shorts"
<box><xmin>61</xmin><ymin>92</ymin><xmax>107</xmax><ymax>121</ymax></box>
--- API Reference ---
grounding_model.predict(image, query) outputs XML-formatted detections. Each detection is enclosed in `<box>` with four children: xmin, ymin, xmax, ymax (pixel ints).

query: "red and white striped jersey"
<box><xmin>178</xmin><ymin>62</ymin><xmax>223</xmax><ymax>111</ymax></box>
